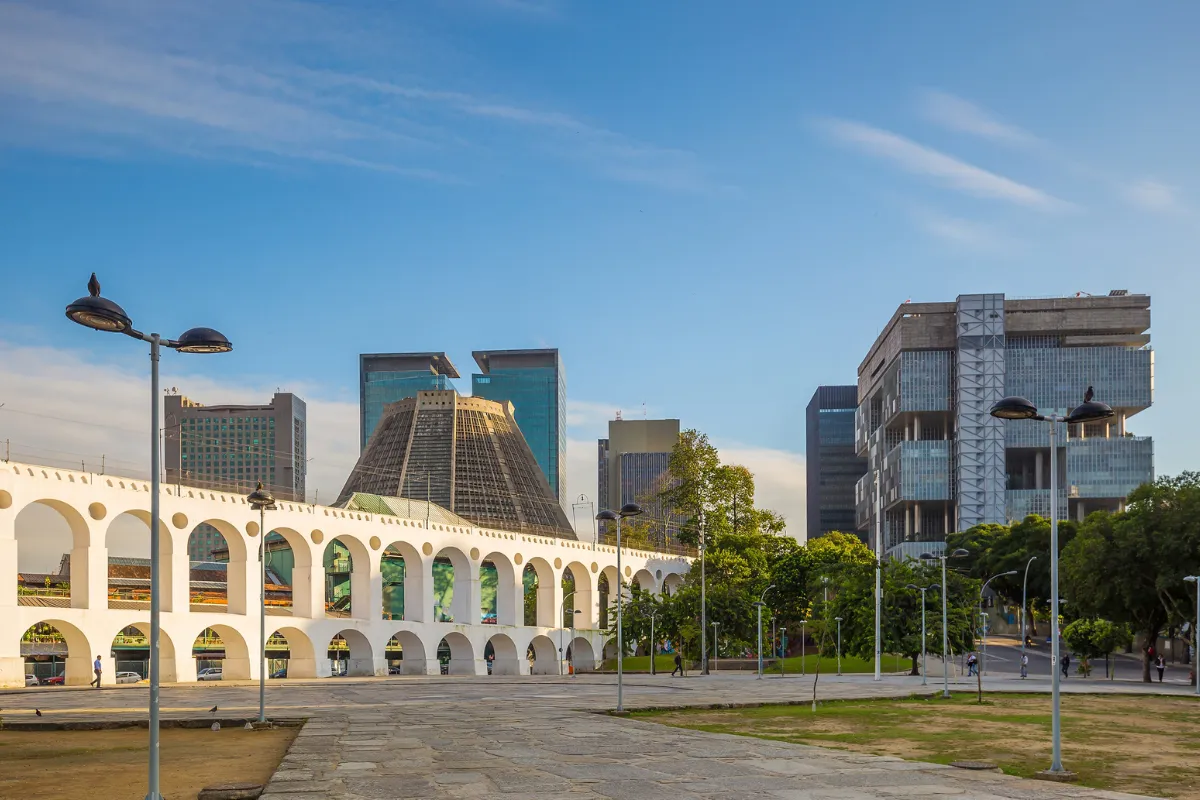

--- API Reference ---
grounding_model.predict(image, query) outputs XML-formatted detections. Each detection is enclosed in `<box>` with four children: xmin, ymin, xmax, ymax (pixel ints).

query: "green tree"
<box><xmin>659</xmin><ymin>429</ymin><xmax>721</xmax><ymax>547</ymax></box>
<box><xmin>1062</xmin><ymin>618</ymin><xmax>1129</xmax><ymax>677</ymax></box>
<box><xmin>1062</xmin><ymin>473</ymin><xmax>1200</xmax><ymax>682</ymax></box>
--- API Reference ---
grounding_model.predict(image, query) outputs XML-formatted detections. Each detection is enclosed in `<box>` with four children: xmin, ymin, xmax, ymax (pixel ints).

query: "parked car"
<box><xmin>270</xmin><ymin>668</ymin><xmax>287</xmax><ymax>679</ymax></box>
<box><xmin>43</xmin><ymin>675</ymin><xmax>64</xmax><ymax>686</ymax></box>
<box><xmin>197</xmin><ymin>667</ymin><xmax>223</xmax><ymax>681</ymax></box>
<box><xmin>387</xmin><ymin>666</ymin><xmax>402</xmax><ymax>675</ymax></box>
<box><xmin>116</xmin><ymin>671</ymin><xmax>142</xmax><ymax>684</ymax></box>
<box><xmin>24</xmin><ymin>674</ymin><xmax>39</xmax><ymax>686</ymax></box>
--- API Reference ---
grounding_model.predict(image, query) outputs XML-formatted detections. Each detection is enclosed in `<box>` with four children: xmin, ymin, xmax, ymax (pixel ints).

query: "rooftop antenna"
<box><xmin>642</xmin><ymin>403</ymin><xmax>647</xmax><ymax>419</ymax></box>
<box><xmin>615</xmin><ymin>410</ymin><xmax>623</xmax><ymax>421</ymax></box>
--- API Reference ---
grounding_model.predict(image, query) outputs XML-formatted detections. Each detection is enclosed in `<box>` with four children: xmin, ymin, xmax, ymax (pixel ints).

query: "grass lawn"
<box><xmin>636</xmin><ymin>693</ymin><xmax>1200</xmax><ymax>798</ymax></box>
<box><xmin>600</xmin><ymin>653</ymin><xmax>893</xmax><ymax>674</ymax></box>
<box><xmin>0</xmin><ymin>725</ymin><xmax>297</xmax><ymax>800</ymax></box>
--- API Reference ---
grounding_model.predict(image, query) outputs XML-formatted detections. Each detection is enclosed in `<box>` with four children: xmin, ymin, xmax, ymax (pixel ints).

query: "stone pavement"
<box><xmin>4</xmin><ymin>672</ymin><xmax>1183</xmax><ymax>798</ymax></box>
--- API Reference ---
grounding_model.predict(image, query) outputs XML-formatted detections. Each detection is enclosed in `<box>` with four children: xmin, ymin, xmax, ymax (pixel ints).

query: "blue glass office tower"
<box><xmin>806</xmin><ymin>386</ymin><xmax>868</xmax><ymax>541</ymax></box>
<box><xmin>854</xmin><ymin>292</ymin><xmax>1154</xmax><ymax>557</ymax></box>
<box><xmin>360</xmin><ymin>353</ymin><xmax>459</xmax><ymax>451</ymax></box>
<box><xmin>472</xmin><ymin>349</ymin><xmax>566</xmax><ymax>503</ymax></box>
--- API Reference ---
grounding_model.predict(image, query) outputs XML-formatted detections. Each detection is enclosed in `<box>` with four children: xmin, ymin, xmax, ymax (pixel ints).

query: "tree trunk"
<box><xmin>1143</xmin><ymin>631</ymin><xmax>1157</xmax><ymax>683</ymax></box>
<box><xmin>909</xmin><ymin>653</ymin><xmax>920</xmax><ymax>676</ymax></box>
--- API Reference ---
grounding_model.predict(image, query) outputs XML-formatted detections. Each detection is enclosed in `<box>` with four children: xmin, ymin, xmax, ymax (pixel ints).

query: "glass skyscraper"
<box><xmin>359</xmin><ymin>353</ymin><xmax>460</xmax><ymax>451</ymax></box>
<box><xmin>472</xmin><ymin>349</ymin><xmax>566</xmax><ymax>503</ymax></box>
<box><xmin>805</xmin><ymin>386</ymin><xmax>868</xmax><ymax>541</ymax></box>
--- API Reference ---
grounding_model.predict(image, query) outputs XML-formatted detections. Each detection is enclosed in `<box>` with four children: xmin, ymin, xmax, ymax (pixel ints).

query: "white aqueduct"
<box><xmin>0</xmin><ymin>460</ymin><xmax>690</xmax><ymax>688</ymax></box>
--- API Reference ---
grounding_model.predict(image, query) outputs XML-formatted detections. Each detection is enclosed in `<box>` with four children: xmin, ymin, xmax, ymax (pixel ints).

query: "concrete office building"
<box><xmin>471</xmin><ymin>349</ymin><xmax>566</xmax><ymax>503</ymax></box>
<box><xmin>855</xmin><ymin>292</ymin><xmax>1154</xmax><ymax>557</ymax></box>
<box><xmin>360</xmin><ymin>353</ymin><xmax>460</xmax><ymax>451</ymax></box>
<box><xmin>806</xmin><ymin>386</ymin><xmax>868</xmax><ymax>541</ymax></box>
<box><xmin>164</xmin><ymin>392</ymin><xmax>307</xmax><ymax>504</ymax></box>
<box><xmin>597</xmin><ymin>418</ymin><xmax>680</xmax><ymax>534</ymax></box>
<box><xmin>337</xmin><ymin>391</ymin><xmax>575</xmax><ymax>539</ymax></box>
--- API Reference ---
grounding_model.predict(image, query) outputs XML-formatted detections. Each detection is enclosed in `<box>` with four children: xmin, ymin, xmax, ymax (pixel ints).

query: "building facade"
<box><xmin>598</xmin><ymin>418</ymin><xmax>680</xmax><ymax>537</ymax></box>
<box><xmin>359</xmin><ymin>353</ymin><xmax>460</xmax><ymax>451</ymax></box>
<box><xmin>164</xmin><ymin>392</ymin><xmax>307</xmax><ymax>502</ymax></box>
<box><xmin>337</xmin><ymin>390</ymin><xmax>575</xmax><ymax>539</ymax></box>
<box><xmin>805</xmin><ymin>386</ymin><xmax>868</xmax><ymax>541</ymax></box>
<box><xmin>854</xmin><ymin>292</ymin><xmax>1154</xmax><ymax>556</ymax></box>
<box><xmin>471</xmin><ymin>349</ymin><xmax>566</xmax><ymax>503</ymax></box>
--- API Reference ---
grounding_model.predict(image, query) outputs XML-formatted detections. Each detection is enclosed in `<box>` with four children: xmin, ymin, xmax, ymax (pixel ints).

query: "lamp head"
<box><xmin>990</xmin><ymin>395</ymin><xmax>1040</xmax><ymax>420</ymax></box>
<box><xmin>596</xmin><ymin>509</ymin><xmax>618</xmax><ymax>522</ymax></box>
<box><xmin>1065</xmin><ymin>394</ymin><xmax>1115</xmax><ymax>425</ymax></box>
<box><xmin>247</xmin><ymin>481</ymin><xmax>275</xmax><ymax>510</ymax></box>
<box><xmin>950</xmin><ymin>548</ymin><xmax>970</xmax><ymax>558</ymax></box>
<box><xmin>905</xmin><ymin>584</ymin><xmax>920</xmax><ymax>590</ymax></box>
<box><xmin>930</xmin><ymin>583</ymin><xmax>941</xmax><ymax>591</ymax></box>
<box><xmin>1185</xmin><ymin>576</ymin><xmax>1198</xmax><ymax>584</ymax></box>
<box><xmin>1002</xmin><ymin>570</ymin><xmax>1019</xmax><ymax>577</ymax></box>
<box><xmin>174</xmin><ymin>326</ymin><xmax>233</xmax><ymax>354</ymax></box>
<box><xmin>619</xmin><ymin>502</ymin><xmax>644</xmax><ymax>518</ymax></box>
<box><xmin>65</xmin><ymin>273</ymin><xmax>133</xmax><ymax>333</ymax></box>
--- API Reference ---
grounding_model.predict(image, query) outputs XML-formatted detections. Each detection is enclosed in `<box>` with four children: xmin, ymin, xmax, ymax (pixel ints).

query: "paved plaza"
<box><xmin>4</xmin><ymin>672</ymin><xmax>1188</xmax><ymax>799</ymax></box>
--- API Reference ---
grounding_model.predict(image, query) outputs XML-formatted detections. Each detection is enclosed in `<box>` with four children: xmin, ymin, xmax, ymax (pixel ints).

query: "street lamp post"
<box><xmin>647</xmin><ymin>607</ymin><xmax>657</xmax><ymax>676</ymax></box>
<box><xmin>800</xmin><ymin>619</ymin><xmax>806</xmax><ymax>676</ymax></box>
<box><xmin>977</xmin><ymin>571</ymin><xmax>1018</xmax><ymax>701</ymax></box>
<box><xmin>921</xmin><ymin>548</ymin><xmax>969</xmax><ymax>699</ymax></box>
<box><xmin>754</xmin><ymin>585</ymin><xmax>775</xmax><ymax>679</ymax></box>
<box><xmin>247</xmin><ymin>483</ymin><xmax>277</xmax><ymax>724</ymax></box>
<box><xmin>711</xmin><ymin>622</ymin><xmax>720</xmax><ymax>672</ymax></box>
<box><xmin>780</xmin><ymin>627</ymin><xmax>787</xmax><ymax>678</ymax></box>
<box><xmin>596</xmin><ymin>503</ymin><xmax>644</xmax><ymax>713</ymax></box>
<box><xmin>558</xmin><ymin>591</ymin><xmax>576</xmax><ymax>677</ymax></box>
<box><xmin>699</xmin><ymin>512</ymin><xmax>708</xmax><ymax>675</ymax></box>
<box><xmin>1185</xmin><ymin>577</ymin><xmax>1200</xmax><ymax>696</ymax></box>
<box><xmin>834</xmin><ymin>617</ymin><xmax>843</xmax><ymax>676</ymax></box>
<box><xmin>66</xmin><ymin>274</ymin><xmax>232</xmax><ymax>800</ymax></box>
<box><xmin>1021</xmin><ymin>556</ymin><xmax>1038</xmax><ymax>679</ymax></box>
<box><xmin>905</xmin><ymin>583</ymin><xmax>941</xmax><ymax>686</ymax></box>
<box><xmin>992</xmin><ymin>388</ymin><xmax>1113</xmax><ymax>777</ymax></box>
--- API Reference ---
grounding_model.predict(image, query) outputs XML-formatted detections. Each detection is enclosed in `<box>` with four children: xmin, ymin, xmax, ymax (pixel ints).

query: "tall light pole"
<box><xmin>699</xmin><ymin>512</ymin><xmax>708</xmax><ymax>675</ymax></box>
<box><xmin>800</xmin><ymin>619</ymin><xmax>806</xmax><ymax>676</ymax></box>
<box><xmin>66</xmin><ymin>274</ymin><xmax>232</xmax><ymax>800</ymax></box>
<box><xmin>247</xmin><ymin>483</ymin><xmax>276</xmax><ymax>723</ymax></box>
<box><xmin>873</xmin><ymin>470</ymin><xmax>882</xmax><ymax>682</ymax></box>
<box><xmin>711</xmin><ymin>621</ymin><xmax>720</xmax><ymax>672</ymax></box>
<box><xmin>754</xmin><ymin>585</ymin><xmax>775</xmax><ymax>679</ymax></box>
<box><xmin>596</xmin><ymin>503</ymin><xmax>643</xmax><ymax>713</ymax></box>
<box><xmin>558</xmin><ymin>591</ymin><xmax>576</xmax><ymax>677</ymax></box>
<box><xmin>977</xmin><ymin>571</ymin><xmax>1018</xmax><ymax>700</ymax></box>
<box><xmin>921</xmin><ymin>548</ymin><xmax>969</xmax><ymax>699</ymax></box>
<box><xmin>1185</xmin><ymin>577</ymin><xmax>1199</xmax><ymax>696</ymax></box>
<box><xmin>834</xmin><ymin>616</ymin><xmax>843</xmax><ymax>676</ymax></box>
<box><xmin>992</xmin><ymin>388</ymin><xmax>1113</xmax><ymax>777</ymax></box>
<box><xmin>906</xmin><ymin>583</ymin><xmax>940</xmax><ymax>686</ymax></box>
<box><xmin>780</xmin><ymin>627</ymin><xmax>787</xmax><ymax>678</ymax></box>
<box><xmin>646</xmin><ymin>606</ymin><xmax>658</xmax><ymax>676</ymax></box>
<box><xmin>1021</xmin><ymin>555</ymin><xmax>1038</xmax><ymax>678</ymax></box>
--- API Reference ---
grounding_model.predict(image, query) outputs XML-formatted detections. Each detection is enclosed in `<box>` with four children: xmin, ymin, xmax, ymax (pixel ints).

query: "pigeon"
<box><xmin>208</xmin><ymin>705</ymin><xmax>218</xmax><ymax>713</ymax></box>
<box><xmin>1084</xmin><ymin>385</ymin><xmax>1094</xmax><ymax>403</ymax></box>
<box><xmin>34</xmin><ymin>709</ymin><xmax>41</xmax><ymax>717</ymax></box>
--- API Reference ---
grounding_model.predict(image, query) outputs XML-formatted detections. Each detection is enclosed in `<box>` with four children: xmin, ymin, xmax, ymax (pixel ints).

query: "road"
<box><xmin>973</xmin><ymin>635</ymin><xmax>1193</xmax><ymax>686</ymax></box>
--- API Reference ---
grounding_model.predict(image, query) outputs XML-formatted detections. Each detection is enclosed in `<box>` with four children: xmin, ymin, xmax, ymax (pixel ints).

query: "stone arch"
<box><xmin>21</xmin><ymin>619</ymin><xmax>93</xmax><ymax>686</ymax></box>
<box><xmin>381</xmin><ymin>540</ymin><xmax>423</xmax><ymax>622</ymax></box>
<box><xmin>603</xmin><ymin>637</ymin><xmax>619</xmax><ymax>661</ymax></box>
<box><xmin>13</xmin><ymin>499</ymin><xmax>94</xmax><ymax>609</ymax></box>
<box><xmin>385</xmin><ymin>629</ymin><xmax>431</xmax><ymax>675</ymax></box>
<box><xmin>569</xmin><ymin>636</ymin><xmax>596</xmax><ymax>673</ymax></box>
<box><xmin>485</xmin><ymin>632</ymin><xmax>521</xmax><ymax>676</ymax></box>
<box><xmin>327</xmin><ymin>629</ymin><xmax>376</xmax><ymax>677</ymax></box>
<box><xmin>438</xmin><ymin>631</ymin><xmax>476</xmax><ymax>675</ymax></box>
<box><xmin>527</xmin><ymin>633</ymin><xmax>558</xmax><ymax>675</ymax></box>
<box><xmin>632</xmin><ymin>568</ymin><xmax>658</xmax><ymax>595</ymax></box>
<box><xmin>480</xmin><ymin>551</ymin><xmax>518</xmax><ymax>627</ymax></box>
<box><xmin>187</xmin><ymin>519</ymin><xmax>249</xmax><ymax>614</ymax></box>
<box><xmin>563</xmin><ymin>560</ymin><xmax>595</xmax><ymax>629</ymax></box>
<box><xmin>434</xmin><ymin>546</ymin><xmax>474</xmax><ymax>625</ymax></box>
<box><xmin>598</xmin><ymin>565</ymin><xmax>619</xmax><ymax>630</ymax></box>
<box><xmin>104</xmin><ymin>509</ymin><xmax>175</xmax><ymax>611</ymax></box>
<box><xmin>324</xmin><ymin>536</ymin><xmax>371</xmax><ymax>620</ymax></box>
<box><xmin>663</xmin><ymin>571</ymin><xmax>685</xmax><ymax>596</ymax></box>
<box><xmin>111</xmin><ymin>621</ymin><xmax>179</xmax><ymax>682</ymax></box>
<box><xmin>524</xmin><ymin>556</ymin><xmax>557</xmax><ymax>628</ymax></box>
<box><xmin>191</xmin><ymin>623</ymin><xmax>251</xmax><ymax>680</ymax></box>
<box><xmin>261</xmin><ymin>526</ymin><xmax>314</xmax><ymax>617</ymax></box>
<box><xmin>268</xmin><ymin>626</ymin><xmax>318</xmax><ymax>678</ymax></box>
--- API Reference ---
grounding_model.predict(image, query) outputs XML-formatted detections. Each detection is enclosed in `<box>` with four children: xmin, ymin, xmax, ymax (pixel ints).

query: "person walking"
<box><xmin>1061</xmin><ymin>653</ymin><xmax>1071</xmax><ymax>679</ymax></box>
<box><xmin>1156</xmin><ymin>654</ymin><xmax>1166</xmax><ymax>683</ymax></box>
<box><xmin>90</xmin><ymin>655</ymin><xmax>102</xmax><ymax>688</ymax></box>
<box><xmin>1020</xmin><ymin>652</ymin><xmax>1029</xmax><ymax>679</ymax></box>
<box><xmin>966</xmin><ymin>652</ymin><xmax>978</xmax><ymax>677</ymax></box>
<box><xmin>671</xmin><ymin>653</ymin><xmax>683</xmax><ymax>677</ymax></box>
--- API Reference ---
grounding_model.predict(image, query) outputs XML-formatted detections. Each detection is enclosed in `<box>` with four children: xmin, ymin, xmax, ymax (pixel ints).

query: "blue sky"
<box><xmin>1</xmin><ymin>0</ymin><xmax>1198</xmax><ymax>535</ymax></box>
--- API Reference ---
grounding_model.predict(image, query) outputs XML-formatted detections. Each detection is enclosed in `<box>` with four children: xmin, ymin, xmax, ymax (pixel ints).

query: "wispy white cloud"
<box><xmin>819</xmin><ymin>118</ymin><xmax>1069</xmax><ymax>211</ymax></box>
<box><xmin>911</xmin><ymin>207</ymin><xmax>1004</xmax><ymax>250</ymax></box>
<box><xmin>0</xmin><ymin>0</ymin><xmax>710</xmax><ymax>190</ymax></box>
<box><xmin>918</xmin><ymin>89</ymin><xmax>1037</xmax><ymax>146</ymax></box>
<box><xmin>1126</xmin><ymin>179</ymin><xmax>1183</xmax><ymax>213</ymax></box>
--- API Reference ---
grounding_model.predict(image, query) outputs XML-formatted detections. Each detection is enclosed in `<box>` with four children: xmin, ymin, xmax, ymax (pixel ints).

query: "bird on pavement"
<box><xmin>208</xmin><ymin>705</ymin><xmax>218</xmax><ymax>713</ymax></box>
<box><xmin>34</xmin><ymin>709</ymin><xmax>42</xmax><ymax>717</ymax></box>
<box><xmin>1084</xmin><ymin>385</ymin><xmax>1094</xmax><ymax>402</ymax></box>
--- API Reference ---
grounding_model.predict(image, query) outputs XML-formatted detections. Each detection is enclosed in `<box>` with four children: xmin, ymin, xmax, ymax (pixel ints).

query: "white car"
<box><xmin>197</xmin><ymin>667</ymin><xmax>223</xmax><ymax>681</ymax></box>
<box><xmin>25</xmin><ymin>674</ymin><xmax>39</xmax><ymax>686</ymax></box>
<box><xmin>115</xmin><ymin>671</ymin><xmax>142</xmax><ymax>684</ymax></box>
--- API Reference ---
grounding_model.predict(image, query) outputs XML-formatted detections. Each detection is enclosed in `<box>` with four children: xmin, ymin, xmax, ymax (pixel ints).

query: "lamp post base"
<box><xmin>1035</xmin><ymin>769</ymin><xmax>1077</xmax><ymax>783</ymax></box>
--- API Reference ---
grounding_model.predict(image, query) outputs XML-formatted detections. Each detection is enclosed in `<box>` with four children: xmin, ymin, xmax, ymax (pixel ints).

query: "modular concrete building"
<box><xmin>597</xmin><ymin>418</ymin><xmax>680</xmax><ymax>535</ymax></box>
<box><xmin>337</xmin><ymin>391</ymin><xmax>575</xmax><ymax>539</ymax></box>
<box><xmin>855</xmin><ymin>292</ymin><xmax>1154</xmax><ymax>557</ymax></box>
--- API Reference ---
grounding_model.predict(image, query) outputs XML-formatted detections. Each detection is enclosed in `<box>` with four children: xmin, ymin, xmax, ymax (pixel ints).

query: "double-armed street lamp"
<box><xmin>978</xmin><ymin>570</ymin><xmax>1018</xmax><ymax>699</ymax></box>
<box><xmin>754</xmin><ymin>585</ymin><xmax>775</xmax><ymax>679</ymax></box>
<box><xmin>991</xmin><ymin>387</ymin><xmax>1114</xmax><ymax>777</ymax></box>
<box><xmin>920</xmin><ymin>548</ymin><xmax>969</xmax><ymax>699</ymax></box>
<box><xmin>66</xmin><ymin>275</ymin><xmax>232</xmax><ymax>800</ymax></box>
<box><xmin>596</xmin><ymin>503</ymin><xmax>644</xmax><ymax>713</ymax></box>
<box><xmin>905</xmin><ymin>583</ymin><xmax>941</xmax><ymax>686</ymax></box>
<box><xmin>247</xmin><ymin>483</ymin><xmax>277</xmax><ymax>724</ymax></box>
